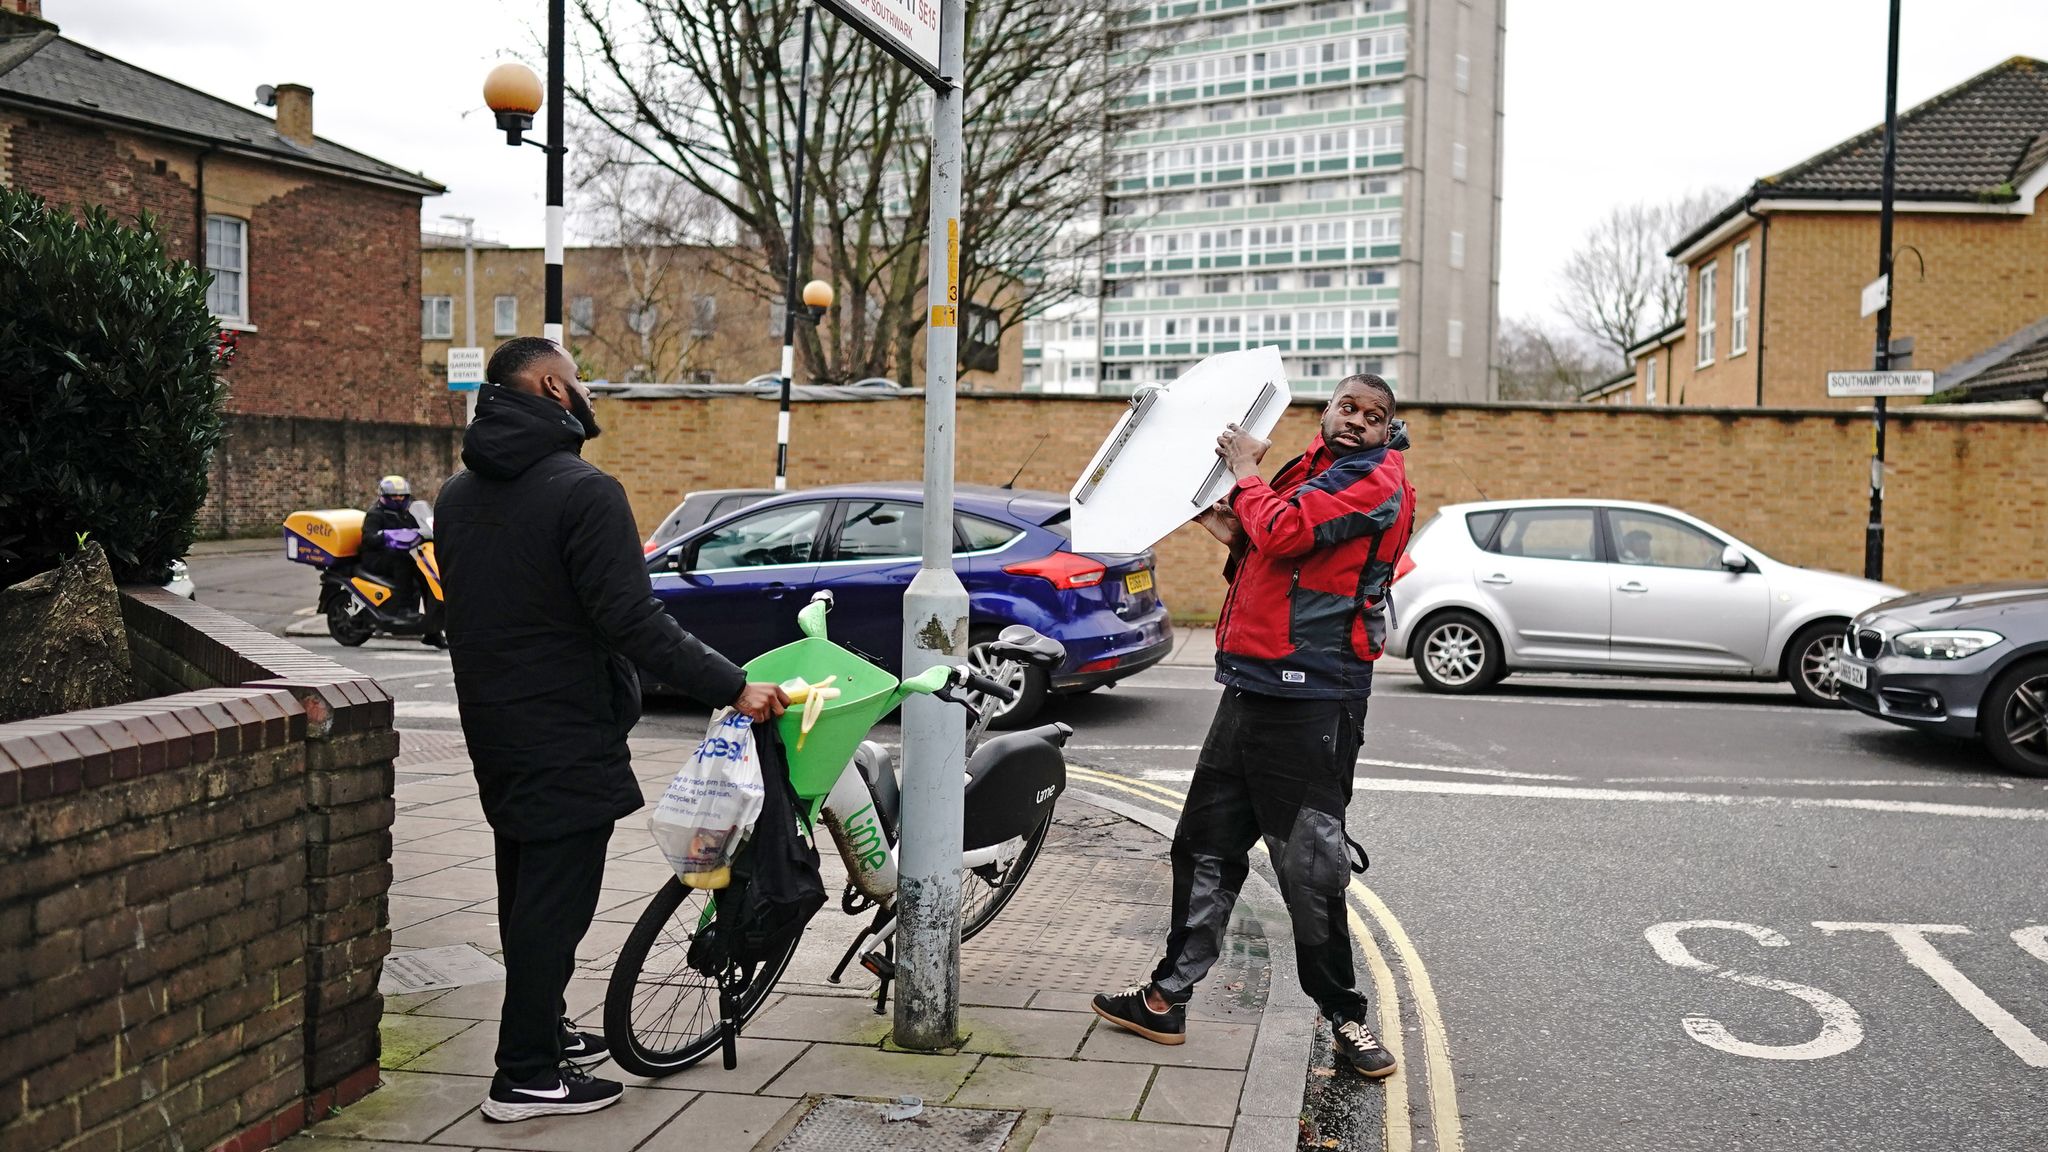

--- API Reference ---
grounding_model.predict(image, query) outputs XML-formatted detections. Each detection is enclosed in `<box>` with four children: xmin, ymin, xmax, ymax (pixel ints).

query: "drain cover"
<box><xmin>773</xmin><ymin>1097</ymin><xmax>1020</xmax><ymax>1152</ymax></box>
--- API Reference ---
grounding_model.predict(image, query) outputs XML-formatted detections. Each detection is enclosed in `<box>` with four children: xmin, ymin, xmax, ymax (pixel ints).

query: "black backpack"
<box><xmin>693</xmin><ymin>723</ymin><xmax>825</xmax><ymax>972</ymax></box>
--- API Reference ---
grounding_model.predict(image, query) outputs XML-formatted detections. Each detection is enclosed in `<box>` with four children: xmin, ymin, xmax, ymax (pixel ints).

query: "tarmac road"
<box><xmin>193</xmin><ymin>546</ymin><xmax>2048</xmax><ymax>1150</ymax></box>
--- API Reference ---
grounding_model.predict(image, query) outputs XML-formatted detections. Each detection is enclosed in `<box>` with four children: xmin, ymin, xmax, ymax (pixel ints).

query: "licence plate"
<box><xmin>1836</xmin><ymin>660</ymin><xmax>1868</xmax><ymax>690</ymax></box>
<box><xmin>1124</xmin><ymin>569</ymin><xmax>1154</xmax><ymax>595</ymax></box>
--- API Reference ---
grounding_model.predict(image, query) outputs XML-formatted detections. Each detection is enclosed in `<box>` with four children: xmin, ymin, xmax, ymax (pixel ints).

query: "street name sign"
<box><xmin>1861</xmin><ymin>274</ymin><xmax>1890</xmax><ymax>318</ymax></box>
<box><xmin>446</xmin><ymin>346</ymin><xmax>486</xmax><ymax>392</ymax></box>
<box><xmin>1827</xmin><ymin>370</ymin><xmax>1933</xmax><ymax>397</ymax></box>
<box><xmin>816</xmin><ymin>0</ymin><xmax>945</xmax><ymax>88</ymax></box>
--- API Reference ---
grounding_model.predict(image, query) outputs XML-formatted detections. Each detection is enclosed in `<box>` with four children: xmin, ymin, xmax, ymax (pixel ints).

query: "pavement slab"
<box><xmin>310</xmin><ymin>1070</ymin><xmax>491</xmax><ymax>1144</ymax></box>
<box><xmin>1138</xmin><ymin>1066</ymin><xmax>1246</xmax><ymax>1129</ymax></box>
<box><xmin>1079</xmin><ymin>1019</ymin><xmax>1258</xmax><ymax>1071</ymax></box>
<box><xmin>747</xmin><ymin>993</ymin><xmax>895</xmax><ymax>1047</ymax></box>
<box><xmin>636</xmin><ymin>1092</ymin><xmax>803</xmax><ymax>1151</ymax></box>
<box><xmin>951</xmin><ymin>1054</ymin><xmax>1154</xmax><ymax>1119</ymax></box>
<box><xmin>757</xmin><ymin>1044</ymin><xmax>982</xmax><ymax>1101</ymax></box>
<box><xmin>1023</xmin><ymin>1114</ymin><xmax>1232</xmax><ymax>1152</ymax></box>
<box><xmin>956</xmin><ymin>1006</ymin><xmax>1096</xmax><ymax>1059</ymax></box>
<box><xmin>428</xmin><ymin>1085</ymin><xmax>693</xmax><ymax>1150</ymax></box>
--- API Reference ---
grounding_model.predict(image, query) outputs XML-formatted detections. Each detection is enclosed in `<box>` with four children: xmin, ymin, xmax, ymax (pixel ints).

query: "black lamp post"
<box><xmin>482</xmin><ymin>0</ymin><xmax>568</xmax><ymax>343</ymax></box>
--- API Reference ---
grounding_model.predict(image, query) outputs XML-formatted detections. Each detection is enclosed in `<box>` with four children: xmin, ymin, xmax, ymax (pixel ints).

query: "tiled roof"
<box><xmin>1673</xmin><ymin>57</ymin><xmax>2048</xmax><ymax>256</ymax></box>
<box><xmin>1947</xmin><ymin>323</ymin><xmax>2048</xmax><ymax>404</ymax></box>
<box><xmin>0</xmin><ymin>33</ymin><xmax>442</xmax><ymax>195</ymax></box>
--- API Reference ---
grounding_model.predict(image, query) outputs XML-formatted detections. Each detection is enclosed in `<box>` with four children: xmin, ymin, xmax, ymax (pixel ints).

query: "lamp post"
<box><xmin>774</xmin><ymin>2</ymin><xmax>821</xmax><ymax>492</ymax></box>
<box><xmin>775</xmin><ymin>278</ymin><xmax>835</xmax><ymax>489</ymax></box>
<box><xmin>1865</xmin><ymin>0</ymin><xmax>1902</xmax><ymax>581</ymax></box>
<box><xmin>482</xmin><ymin>0</ymin><xmax>567</xmax><ymax>342</ymax></box>
<box><xmin>441</xmin><ymin>214</ymin><xmax>478</xmax><ymax>421</ymax></box>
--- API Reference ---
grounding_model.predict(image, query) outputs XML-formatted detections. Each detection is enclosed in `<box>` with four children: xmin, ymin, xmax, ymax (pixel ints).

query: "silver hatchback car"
<box><xmin>1385</xmin><ymin>500</ymin><xmax>1904</xmax><ymax>706</ymax></box>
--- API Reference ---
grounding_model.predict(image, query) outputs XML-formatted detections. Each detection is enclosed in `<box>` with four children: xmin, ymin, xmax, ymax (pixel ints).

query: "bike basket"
<box><xmin>744</xmin><ymin>637</ymin><xmax>898</xmax><ymax>795</ymax></box>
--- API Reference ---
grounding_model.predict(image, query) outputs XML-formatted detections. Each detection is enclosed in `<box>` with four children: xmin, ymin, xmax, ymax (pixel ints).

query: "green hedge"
<box><xmin>0</xmin><ymin>188</ymin><xmax>225</xmax><ymax>586</ymax></box>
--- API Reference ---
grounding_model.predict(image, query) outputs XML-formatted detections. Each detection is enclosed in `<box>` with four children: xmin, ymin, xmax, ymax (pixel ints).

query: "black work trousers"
<box><xmin>1151</xmin><ymin>688</ymin><xmax>1368</xmax><ymax>1023</ymax></box>
<box><xmin>493</xmin><ymin>824</ymin><xmax>612</xmax><ymax>1081</ymax></box>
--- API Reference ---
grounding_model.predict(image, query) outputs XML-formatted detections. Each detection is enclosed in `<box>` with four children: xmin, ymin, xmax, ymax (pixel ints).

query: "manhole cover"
<box><xmin>773</xmin><ymin>1097</ymin><xmax>1020</xmax><ymax>1152</ymax></box>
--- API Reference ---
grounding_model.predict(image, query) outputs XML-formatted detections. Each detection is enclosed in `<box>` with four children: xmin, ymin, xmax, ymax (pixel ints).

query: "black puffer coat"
<box><xmin>437</xmin><ymin>383</ymin><xmax>748</xmax><ymax>841</ymax></box>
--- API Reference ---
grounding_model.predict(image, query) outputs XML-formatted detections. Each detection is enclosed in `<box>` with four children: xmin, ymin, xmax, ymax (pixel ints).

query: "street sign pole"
<box><xmin>895</xmin><ymin>0</ymin><xmax>968</xmax><ymax>1052</ymax></box>
<box><xmin>1866</xmin><ymin>0</ymin><xmax>1902</xmax><ymax>581</ymax></box>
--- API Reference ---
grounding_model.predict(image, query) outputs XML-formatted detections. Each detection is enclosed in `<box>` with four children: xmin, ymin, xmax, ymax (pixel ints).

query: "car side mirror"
<box><xmin>666</xmin><ymin>549</ymin><xmax>690</xmax><ymax>573</ymax></box>
<box><xmin>1720</xmin><ymin>545</ymin><xmax>1749</xmax><ymax>572</ymax></box>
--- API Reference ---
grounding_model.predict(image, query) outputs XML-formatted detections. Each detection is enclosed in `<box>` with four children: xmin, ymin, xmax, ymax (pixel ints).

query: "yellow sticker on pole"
<box><xmin>946</xmin><ymin>217</ymin><xmax>959</xmax><ymax>305</ymax></box>
<box><xmin>930</xmin><ymin>305</ymin><xmax>957</xmax><ymax>327</ymax></box>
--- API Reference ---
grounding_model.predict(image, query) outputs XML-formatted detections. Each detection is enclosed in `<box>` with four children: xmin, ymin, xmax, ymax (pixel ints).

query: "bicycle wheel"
<box><xmin>603</xmin><ymin>877</ymin><xmax>799</xmax><ymax>1077</ymax></box>
<box><xmin>959</xmin><ymin>812</ymin><xmax>1052</xmax><ymax>943</ymax></box>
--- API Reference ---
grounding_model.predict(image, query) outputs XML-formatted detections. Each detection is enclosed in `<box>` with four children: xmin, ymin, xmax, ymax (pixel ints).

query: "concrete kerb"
<box><xmin>1062</xmin><ymin>788</ymin><xmax>1313</xmax><ymax>1152</ymax></box>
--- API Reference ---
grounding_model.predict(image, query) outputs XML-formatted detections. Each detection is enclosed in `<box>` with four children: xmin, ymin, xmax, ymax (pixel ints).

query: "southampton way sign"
<box><xmin>1827</xmin><ymin>370</ymin><xmax>1934</xmax><ymax>398</ymax></box>
<box><xmin>816</xmin><ymin>0</ymin><xmax>946</xmax><ymax>88</ymax></box>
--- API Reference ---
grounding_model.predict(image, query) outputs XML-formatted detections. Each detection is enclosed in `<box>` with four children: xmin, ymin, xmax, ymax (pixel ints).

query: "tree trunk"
<box><xmin>0</xmin><ymin>542</ymin><xmax>135</xmax><ymax>724</ymax></box>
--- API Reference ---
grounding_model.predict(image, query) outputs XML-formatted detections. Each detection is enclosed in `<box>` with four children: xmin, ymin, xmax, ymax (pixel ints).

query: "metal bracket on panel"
<box><xmin>1073</xmin><ymin>385</ymin><xmax>1160</xmax><ymax>505</ymax></box>
<box><xmin>1191</xmin><ymin>380</ymin><xmax>1280</xmax><ymax>507</ymax></box>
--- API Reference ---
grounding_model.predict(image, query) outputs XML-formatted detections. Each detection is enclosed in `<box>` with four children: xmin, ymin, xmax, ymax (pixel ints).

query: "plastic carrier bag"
<box><xmin>649</xmin><ymin>709</ymin><xmax>766</xmax><ymax>888</ymax></box>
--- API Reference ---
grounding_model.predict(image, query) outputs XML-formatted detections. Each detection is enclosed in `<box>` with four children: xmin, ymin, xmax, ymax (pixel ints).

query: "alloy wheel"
<box><xmin>964</xmin><ymin>643</ymin><xmax>1031</xmax><ymax>723</ymax></box>
<box><xmin>2002</xmin><ymin>673</ymin><xmax>2048</xmax><ymax>764</ymax></box>
<box><xmin>1799</xmin><ymin>633</ymin><xmax>1846</xmax><ymax>702</ymax></box>
<box><xmin>1424</xmin><ymin>623</ymin><xmax>1485</xmax><ymax>686</ymax></box>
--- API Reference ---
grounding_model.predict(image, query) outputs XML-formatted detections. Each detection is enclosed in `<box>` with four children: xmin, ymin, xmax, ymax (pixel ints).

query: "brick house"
<box><xmin>0</xmin><ymin>0</ymin><xmax>448</xmax><ymax>533</ymax></box>
<box><xmin>1595</xmin><ymin>56</ymin><xmax>2048</xmax><ymax>408</ymax></box>
<box><xmin>422</xmin><ymin>238</ymin><xmax>1025</xmax><ymax>389</ymax></box>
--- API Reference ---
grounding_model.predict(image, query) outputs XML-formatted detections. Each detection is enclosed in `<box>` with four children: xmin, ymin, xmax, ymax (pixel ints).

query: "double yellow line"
<box><xmin>1066</xmin><ymin>765</ymin><xmax>1463</xmax><ymax>1152</ymax></box>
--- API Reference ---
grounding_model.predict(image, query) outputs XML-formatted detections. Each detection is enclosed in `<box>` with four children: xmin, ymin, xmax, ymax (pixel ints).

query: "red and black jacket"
<box><xmin>1214</xmin><ymin>423</ymin><xmax>1415</xmax><ymax>701</ymax></box>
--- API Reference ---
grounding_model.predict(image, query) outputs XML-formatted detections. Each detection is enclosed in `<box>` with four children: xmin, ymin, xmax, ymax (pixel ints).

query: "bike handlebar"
<box><xmin>960</xmin><ymin>671</ymin><xmax>1018</xmax><ymax>703</ymax></box>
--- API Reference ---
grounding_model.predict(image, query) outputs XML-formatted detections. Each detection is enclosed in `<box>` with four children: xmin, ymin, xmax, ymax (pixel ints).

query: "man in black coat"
<box><xmin>437</xmin><ymin>337</ymin><xmax>789</xmax><ymax>1123</ymax></box>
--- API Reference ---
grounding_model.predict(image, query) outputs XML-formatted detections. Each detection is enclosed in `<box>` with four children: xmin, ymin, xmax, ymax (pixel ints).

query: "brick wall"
<box><xmin>199</xmin><ymin>414</ymin><xmax>465</xmax><ymax>538</ymax></box>
<box><xmin>586</xmin><ymin>392</ymin><xmax>2048</xmax><ymax>621</ymax></box>
<box><xmin>0</xmin><ymin>589</ymin><xmax>398</xmax><ymax>1152</ymax></box>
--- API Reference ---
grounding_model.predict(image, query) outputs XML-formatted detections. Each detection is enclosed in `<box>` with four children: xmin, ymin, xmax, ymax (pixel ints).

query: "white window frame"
<box><xmin>568</xmin><ymin>295</ymin><xmax>594</xmax><ymax>337</ymax></box>
<box><xmin>1449</xmin><ymin>230</ymin><xmax>1465</xmax><ymax>270</ymax></box>
<box><xmin>1645</xmin><ymin>357</ymin><xmax>1658</xmax><ymax>404</ymax></box>
<box><xmin>1452</xmin><ymin>142</ymin><xmax>1468</xmax><ymax>182</ymax></box>
<box><xmin>420</xmin><ymin>296</ymin><xmax>453</xmax><ymax>341</ymax></box>
<box><xmin>1447</xmin><ymin>318</ymin><xmax>1464</xmax><ymax>358</ymax></box>
<box><xmin>1454</xmin><ymin>53</ymin><xmax>1471</xmax><ymax>93</ymax></box>
<box><xmin>1696</xmin><ymin>262</ymin><xmax>1718</xmax><ymax>367</ymax></box>
<box><xmin>205</xmin><ymin>215</ymin><xmax>249</xmax><ymax>326</ymax></box>
<box><xmin>1731</xmin><ymin>242</ymin><xmax>1750</xmax><ymax>356</ymax></box>
<box><xmin>493</xmin><ymin>295</ymin><xmax>519</xmax><ymax>337</ymax></box>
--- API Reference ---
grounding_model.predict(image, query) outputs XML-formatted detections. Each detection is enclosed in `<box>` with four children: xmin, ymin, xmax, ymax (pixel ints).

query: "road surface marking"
<box><xmin>2014</xmin><ymin>925</ymin><xmax>2048</xmax><ymax>966</ymax></box>
<box><xmin>1349</xmin><ymin>776</ymin><xmax>2048</xmax><ymax>821</ymax></box>
<box><xmin>1605</xmin><ymin>775</ymin><xmax>2008</xmax><ymax>789</ymax></box>
<box><xmin>1384</xmin><ymin>692</ymin><xmax>1814</xmax><ymax>715</ymax></box>
<box><xmin>1813</xmin><ymin>922</ymin><xmax>2048</xmax><ymax>1067</ymax></box>
<box><xmin>1065</xmin><ymin>764</ymin><xmax>1458</xmax><ymax>1152</ymax></box>
<box><xmin>1348</xmin><ymin>900</ymin><xmax>1413</xmax><ymax>1152</ymax></box>
<box><xmin>1073</xmin><ymin>748</ymin><xmax>1579</xmax><ymax>782</ymax></box>
<box><xmin>1644</xmin><ymin>920</ymin><xmax>1864</xmax><ymax>1060</ymax></box>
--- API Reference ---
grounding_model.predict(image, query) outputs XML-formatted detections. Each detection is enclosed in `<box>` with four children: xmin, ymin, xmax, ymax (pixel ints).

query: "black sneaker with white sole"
<box><xmin>560</xmin><ymin>1018</ymin><xmax>609</xmax><ymax>1069</ymax></box>
<box><xmin>1091</xmin><ymin>983</ymin><xmax>1187</xmax><ymax>1046</ymax></box>
<box><xmin>481</xmin><ymin>1064</ymin><xmax>623</xmax><ymax>1123</ymax></box>
<box><xmin>1332</xmin><ymin>1016</ymin><xmax>1397</xmax><ymax>1079</ymax></box>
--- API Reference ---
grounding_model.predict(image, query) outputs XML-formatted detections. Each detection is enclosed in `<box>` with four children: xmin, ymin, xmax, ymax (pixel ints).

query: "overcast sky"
<box><xmin>54</xmin><ymin>0</ymin><xmax>2048</xmax><ymax>330</ymax></box>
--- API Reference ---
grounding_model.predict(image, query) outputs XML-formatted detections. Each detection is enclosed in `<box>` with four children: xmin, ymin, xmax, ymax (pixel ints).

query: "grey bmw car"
<box><xmin>1834</xmin><ymin>583</ymin><xmax>2048</xmax><ymax>776</ymax></box>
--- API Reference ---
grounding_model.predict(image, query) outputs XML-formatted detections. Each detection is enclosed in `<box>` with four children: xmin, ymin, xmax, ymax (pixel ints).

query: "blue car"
<box><xmin>643</xmin><ymin>482</ymin><xmax>1174</xmax><ymax>727</ymax></box>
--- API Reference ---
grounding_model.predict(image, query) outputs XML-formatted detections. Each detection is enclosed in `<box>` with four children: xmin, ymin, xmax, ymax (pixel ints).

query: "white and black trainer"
<box><xmin>1332</xmin><ymin>1017</ymin><xmax>1397</xmax><ymax>1079</ymax></box>
<box><xmin>480</xmin><ymin>1064</ymin><xmax>623</xmax><ymax>1123</ymax></box>
<box><xmin>560</xmin><ymin>1018</ymin><xmax>609</xmax><ymax>1069</ymax></box>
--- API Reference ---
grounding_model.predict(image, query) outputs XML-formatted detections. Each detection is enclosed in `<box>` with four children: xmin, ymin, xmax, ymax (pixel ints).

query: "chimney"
<box><xmin>0</xmin><ymin>1</ymin><xmax>46</xmax><ymax>22</ymax></box>
<box><xmin>274</xmin><ymin>83</ymin><xmax>314</xmax><ymax>146</ymax></box>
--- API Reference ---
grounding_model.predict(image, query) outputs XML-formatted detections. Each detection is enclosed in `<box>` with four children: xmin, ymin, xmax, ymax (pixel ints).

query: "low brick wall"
<box><xmin>587</xmin><ymin>392</ymin><xmax>2048</xmax><ymax>621</ymax></box>
<box><xmin>0</xmin><ymin>588</ymin><xmax>397</xmax><ymax>1152</ymax></box>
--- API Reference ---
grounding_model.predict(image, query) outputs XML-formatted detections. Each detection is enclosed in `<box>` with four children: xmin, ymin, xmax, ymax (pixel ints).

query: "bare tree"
<box><xmin>1557</xmin><ymin>189</ymin><xmax>1729</xmax><ymax>365</ymax></box>
<box><xmin>1496</xmin><ymin>316</ymin><xmax>1621</xmax><ymax>402</ymax></box>
<box><xmin>572</xmin><ymin>132</ymin><xmax>734</xmax><ymax>381</ymax></box>
<box><xmin>568</xmin><ymin>0</ymin><xmax>1152</xmax><ymax>384</ymax></box>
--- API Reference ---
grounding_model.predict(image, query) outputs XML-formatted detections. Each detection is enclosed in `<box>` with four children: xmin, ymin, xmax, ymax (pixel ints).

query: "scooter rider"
<box><xmin>1093</xmin><ymin>373</ymin><xmax>1415</xmax><ymax>1079</ymax></box>
<box><xmin>361</xmin><ymin>475</ymin><xmax>443</xmax><ymax>647</ymax></box>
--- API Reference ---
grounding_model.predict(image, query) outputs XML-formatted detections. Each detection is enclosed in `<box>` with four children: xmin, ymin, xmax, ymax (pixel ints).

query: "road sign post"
<box><xmin>1866</xmin><ymin>0</ymin><xmax>1903</xmax><ymax>582</ymax></box>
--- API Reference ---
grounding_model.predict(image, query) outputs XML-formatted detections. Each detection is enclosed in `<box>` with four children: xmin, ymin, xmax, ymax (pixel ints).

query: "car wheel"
<box><xmin>1981</xmin><ymin>658</ymin><xmax>2048</xmax><ymax>778</ymax></box>
<box><xmin>966</xmin><ymin>629</ymin><xmax>1048</xmax><ymax>730</ymax></box>
<box><xmin>1411</xmin><ymin>611</ymin><xmax>1503</xmax><ymax>694</ymax></box>
<box><xmin>1783</xmin><ymin>621</ymin><xmax>1849</xmax><ymax>709</ymax></box>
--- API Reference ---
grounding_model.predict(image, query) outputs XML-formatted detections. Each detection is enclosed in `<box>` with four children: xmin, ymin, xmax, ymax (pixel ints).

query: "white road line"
<box><xmin>1128</xmin><ymin>761</ymin><xmax>1579</xmax><ymax>783</ymax></box>
<box><xmin>1349</xmin><ymin>776</ymin><xmax>2048</xmax><ymax>821</ymax></box>
<box><xmin>1644</xmin><ymin>921</ymin><xmax>1865</xmax><ymax>1061</ymax></box>
<box><xmin>1385</xmin><ymin>693</ymin><xmax>1814</xmax><ymax>715</ymax></box>
<box><xmin>1605</xmin><ymin>775</ymin><xmax>2009</xmax><ymax>790</ymax></box>
<box><xmin>392</xmin><ymin>701</ymin><xmax>462</xmax><ymax>719</ymax></box>
<box><xmin>1813</xmin><ymin>922</ymin><xmax>2048</xmax><ymax>1067</ymax></box>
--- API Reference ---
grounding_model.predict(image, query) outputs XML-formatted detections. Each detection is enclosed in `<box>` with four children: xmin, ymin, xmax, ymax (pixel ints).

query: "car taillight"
<box><xmin>1004</xmin><ymin>551</ymin><xmax>1107</xmax><ymax>590</ymax></box>
<box><xmin>1392</xmin><ymin>553</ymin><xmax>1416</xmax><ymax>584</ymax></box>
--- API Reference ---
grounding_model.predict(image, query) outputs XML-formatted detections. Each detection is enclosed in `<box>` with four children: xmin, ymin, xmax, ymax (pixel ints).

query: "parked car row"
<box><xmin>1385</xmin><ymin>497</ymin><xmax>2048</xmax><ymax>776</ymax></box>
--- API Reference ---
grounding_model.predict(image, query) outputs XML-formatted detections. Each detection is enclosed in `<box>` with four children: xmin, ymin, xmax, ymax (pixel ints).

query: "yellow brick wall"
<box><xmin>586</xmin><ymin>394</ymin><xmax>2048</xmax><ymax>622</ymax></box>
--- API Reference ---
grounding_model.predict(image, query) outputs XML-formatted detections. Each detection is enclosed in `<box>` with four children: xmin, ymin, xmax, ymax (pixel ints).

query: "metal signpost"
<box><xmin>1865</xmin><ymin>0</ymin><xmax>1903</xmax><ymax>581</ymax></box>
<box><xmin>810</xmin><ymin>0</ymin><xmax>965</xmax><ymax>1050</ymax></box>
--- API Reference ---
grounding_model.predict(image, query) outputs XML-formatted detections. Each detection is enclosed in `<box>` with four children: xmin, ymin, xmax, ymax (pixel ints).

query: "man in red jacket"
<box><xmin>1094</xmin><ymin>373</ymin><xmax>1414</xmax><ymax>1079</ymax></box>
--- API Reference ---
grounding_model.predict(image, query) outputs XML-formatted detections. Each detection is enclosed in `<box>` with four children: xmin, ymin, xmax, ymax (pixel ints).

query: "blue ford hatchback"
<box><xmin>643</xmin><ymin>482</ymin><xmax>1174</xmax><ymax>727</ymax></box>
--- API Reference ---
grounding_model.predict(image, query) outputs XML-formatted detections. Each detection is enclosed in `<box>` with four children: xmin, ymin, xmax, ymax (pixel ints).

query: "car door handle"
<box><xmin>1617</xmin><ymin>581</ymin><xmax>1648</xmax><ymax>593</ymax></box>
<box><xmin>764</xmin><ymin>582</ymin><xmax>791</xmax><ymax>600</ymax></box>
<box><xmin>1481</xmin><ymin>573</ymin><xmax>1513</xmax><ymax>585</ymax></box>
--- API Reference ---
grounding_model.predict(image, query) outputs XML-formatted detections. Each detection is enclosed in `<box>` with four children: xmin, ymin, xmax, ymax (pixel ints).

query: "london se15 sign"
<box><xmin>816</xmin><ymin>0</ymin><xmax>946</xmax><ymax>88</ymax></box>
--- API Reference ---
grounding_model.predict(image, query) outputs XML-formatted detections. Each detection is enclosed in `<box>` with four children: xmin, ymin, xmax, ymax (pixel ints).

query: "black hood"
<box><xmin>461</xmin><ymin>383</ymin><xmax>587</xmax><ymax>480</ymax></box>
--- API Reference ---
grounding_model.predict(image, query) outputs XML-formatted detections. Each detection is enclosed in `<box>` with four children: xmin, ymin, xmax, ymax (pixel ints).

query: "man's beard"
<box><xmin>1323</xmin><ymin>422</ymin><xmax>1380</xmax><ymax>457</ymax></box>
<box><xmin>568</xmin><ymin>389</ymin><xmax>603</xmax><ymax>439</ymax></box>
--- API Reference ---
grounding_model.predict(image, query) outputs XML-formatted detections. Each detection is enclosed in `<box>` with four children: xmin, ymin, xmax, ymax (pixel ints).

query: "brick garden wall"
<box><xmin>199</xmin><ymin>414</ymin><xmax>465</xmax><ymax>538</ymax></box>
<box><xmin>586</xmin><ymin>392</ymin><xmax>2048</xmax><ymax>621</ymax></box>
<box><xmin>0</xmin><ymin>590</ymin><xmax>398</xmax><ymax>1152</ymax></box>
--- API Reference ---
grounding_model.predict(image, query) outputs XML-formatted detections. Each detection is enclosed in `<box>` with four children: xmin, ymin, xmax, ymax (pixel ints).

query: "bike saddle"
<box><xmin>990</xmin><ymin>625</ymin><xmax>1065</xmax><ymax>667</ymax></box>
